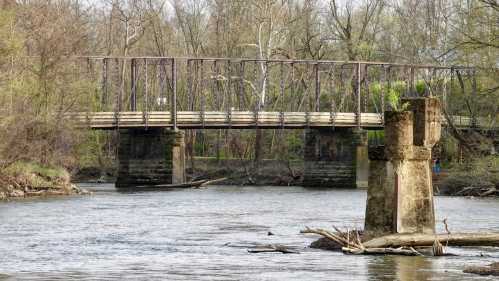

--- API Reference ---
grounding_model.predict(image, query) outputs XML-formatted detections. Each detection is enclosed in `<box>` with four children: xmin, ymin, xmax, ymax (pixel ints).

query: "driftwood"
<box><xmin>247</xmin><ymin>244</ymin><xmax>299</xmax><ymax>254</ymax></box>
<box><xmin>341</xmin><ymin>246</ymin><xmax>422</xmax><ymax>256</ymax></box>
<box><xmin>301</xmin><ymin>227</ymin><xmax>423</xmax><ymax>256</ymax></box>
<box><xmin>134</xmin><ymin>178</ymin><xmax>226</xmax><ymax>189</ymax></box>
<box><xmin>363</xmin><ymin>233</ymin><xmax>499</xmax><ymax>248</ymax></box>
<box><xmin>301</xmin><ymin>226</ymin><xmax>499</xmax><ymax>257</ymax></box>
<box><xmin>300</xmin><ymin>227</ymin><xmax>362</xmax><ymax>249</ymax></box>
<box><xmin>193</xmin><ymin>177</ymin><xmax>227</xmax><ymax>188</ymax></box>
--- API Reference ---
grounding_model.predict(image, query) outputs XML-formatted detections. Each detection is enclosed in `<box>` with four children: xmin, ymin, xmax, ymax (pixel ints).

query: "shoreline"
<box><xmin>0</xmin><ymin>163</ymin><xmax>91</xmax><ymax>201</ymax></box>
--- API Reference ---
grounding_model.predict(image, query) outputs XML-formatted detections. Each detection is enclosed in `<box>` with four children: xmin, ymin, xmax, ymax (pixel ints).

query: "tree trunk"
<box><xmin>363</xmin><ymin>233</ymin><xmax>499</xmax><ymax>248</ymax></box>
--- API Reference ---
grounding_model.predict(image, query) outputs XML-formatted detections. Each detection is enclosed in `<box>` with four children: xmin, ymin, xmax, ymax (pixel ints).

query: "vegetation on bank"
<box><xmin>0</xmin><ymin>162</ymin><xmax>87</xmax><ymax>200</ymax></box>
<box><xmin>436</xmin><ymin>155</ymin><xmax>499</xmax><ymax>197</ymax></box>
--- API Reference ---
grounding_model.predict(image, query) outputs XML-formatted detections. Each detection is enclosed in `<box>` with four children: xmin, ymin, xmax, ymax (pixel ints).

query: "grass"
<box><xmin>1</xmin><ymin>162</ymin><xmax>70</xmax><ymax>189</ymax></box>
<box><xmin>5</xmin><ymin>162</ymin><xmax>68</xmax><ymax>179</ymax></box>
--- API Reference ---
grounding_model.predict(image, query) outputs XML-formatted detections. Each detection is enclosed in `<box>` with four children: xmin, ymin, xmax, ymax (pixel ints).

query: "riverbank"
<box><xmin>73</xmin><ymin>156</ymin><xmax>498</xmax><ymax>197</ymax></box>
<box><xmin>189</xmin><ymin>158</ymin><xmax>303</xmax><ymax>186</ymax></box>
<box><xmin>0</xmin><ymin>162</ymin><xmax>89</xmax><ymax>200</ymax></box>
<box><xmin>433</xmin><ymin>156</ymin><xmax>498</xmax><ymax>197</ymax></box>
<box><xmin>74</xmin><ymin>158</ymin><xmax>304</xmax><ymax>186</ymax></box>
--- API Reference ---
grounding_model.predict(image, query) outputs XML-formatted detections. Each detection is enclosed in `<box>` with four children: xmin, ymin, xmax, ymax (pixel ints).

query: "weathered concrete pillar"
<box><xmin>303</xmin><ymin>128</ymin><xmax>368</xmax><ymax>188</ymax></box>
<box><xmin>365</xmin><ymin>98</ymin><xmax>441</xmax><ymax>237</ymax></box>
<box><xmin>116</xmin><ymin>128</ymin><xmax>185</xmax><ymax>188</ymax></box>
<box><xmin>355</xmin><ymin>129</ymin><xmax>369</xmax><ymax>188</ymax></box>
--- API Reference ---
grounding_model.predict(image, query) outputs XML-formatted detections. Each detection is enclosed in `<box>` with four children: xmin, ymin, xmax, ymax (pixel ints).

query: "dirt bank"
<box><xmin>0</xmin><ymin>163</ymin><xmax>89</xmax><ymax>200</ymax></box>
<box><xmin>189</xmin><ymin>158</ymin><xmax>303</xmax><ymax>186</ymax></box>
<box><xmin>433</xmin><ymin>156</ymin><xmax>498</xmax><ymax>197</ymax></box>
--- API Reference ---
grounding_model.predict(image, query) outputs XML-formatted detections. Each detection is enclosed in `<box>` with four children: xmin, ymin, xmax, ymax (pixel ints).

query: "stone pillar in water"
<box><xmin>303</xmin><ymin>128</ymin><xmax>368</xmax><ymax>188</ymax></box>
<box><xmin>364</xmin><ymin>97</ymin><xmax>441</xmax><ymax>237</ymax></box>
<box><xmin>116</xmin><ymin>128</ymin><xmax>185</xmax><ymax>187</ymax></box>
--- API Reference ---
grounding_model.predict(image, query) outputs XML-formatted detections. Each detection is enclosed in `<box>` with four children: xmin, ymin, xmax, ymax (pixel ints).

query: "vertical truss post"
<box><xmin>253</xmin><ymin>61</ymin><xmax>259</xmax><ymax>127</ymax></box>
<box><xmin>329</xmin><ymin>63</ymin><xmax>336</xmax><ymax>129</ymax></box>
<box><xmin>410</xmin><ymin>66</ymin><xmax>415</xmax><ymax>96</ymax></box>
<box><xmin>144</xmin><ymin>59</ymin><xmax>148</xmax><ymax>128</ymax></box>
<box><xmin>471</xmin><ymin>68</ymin><xmax>478</xmax><ymax>127</ymax></box>
<box><xmin>159</xmin><ymin>59</ymin><xmax>166</xmax><ymax>111</ymax></box>
<box><xmin>356</xmin><ymin>62</ymin><xmax>362</xmax><ymax>128</ymax></box>
<box><xmin>381</xmin><ymin>66</ymin><xmax>386</xmax><ymax>119</ymax></box>
<box><xmin>290</xmin><ymin>63</ymin><xmax>295</xmax><ymax>102</ymax></box>
<box><xmin>101</xmin><ymin>58</ymin><xmax>108</xmax><ymax>110</ymax></box>
<box><xmin>200</xmin><ymin>60</ymin><xmax>206</xmax><ymax>128</ymax></box>
<box><xmin>130</xmin><ymin>58</ymin><xmax>137</xmax><ymax>111</ymax></box>
<box><xmin>279</xmin><ymin>62</ymin><xmax>285</xmax><ymax>128</ymax></box>
<box><xmin>449</xmin><ymin>67</ymin><xmax>454</xmax><ymax>117</ymax></box>
<box><xmin>364</xmin><ymin>64</ymin><xmax>369</xmax><ymax>113</ymax></box>
<box><xmin>171</xmin><ymin>58</ymin><xmax>177</xmax><ymax>130</ymax></box>
<box><xmin>314</xmin><ymin>63</ymin><xmax>320</xmax><ymax>112</ymax></box>
<box><xmin>213</xmin><ymin>60</ymin><xmax>220</xmax><ymax>109</ymax></box>
<box><xmin>227</xmin><ymin>60</ymin><xmax>232</xmax><ymax>127</ymax></box>
<box><xmin>116</xmin><ymin>58</ymin><xmax>122</xmax><ymax>113</ymax></box>
<box><xmin>239</xmin><ymin>61</ymin><xmax>245</xmax><ymax>110</ymax></box>
<box><xmin>187</xmin><ymin>60</ymin><xmax>193</xmax><ymax>111</ymax></box>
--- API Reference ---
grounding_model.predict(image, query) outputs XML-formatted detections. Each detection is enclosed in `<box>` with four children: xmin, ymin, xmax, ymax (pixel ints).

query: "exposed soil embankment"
<box><xmin>433</xmin><ymin>156</ymin><xmax>498</xmax><ymax>197</ymax></box>
<box><xmin>0</xmin><ymin>163</ymin><xmax>89</xmax><ymax>200</ymax></box>
<box><xmin>189</xmin><ymin>158</ymin><xmax>303</xmax><ymax>186</ymax></box>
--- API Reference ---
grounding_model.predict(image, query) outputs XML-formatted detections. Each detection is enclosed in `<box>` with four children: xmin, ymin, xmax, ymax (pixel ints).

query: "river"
<box><xmin>0</xmin><ymin>184</ymin><xmax>498</xmax><ymax>280</ymax></box>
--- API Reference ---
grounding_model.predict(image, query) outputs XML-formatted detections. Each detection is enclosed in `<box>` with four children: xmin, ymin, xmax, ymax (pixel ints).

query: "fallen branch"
<box><xmin>363</xmin><ymin>232</ymin><xmax>499</xmax><ymax>248</ymax></box>
<box><xmin>479</xmin><ymin>187</ymin><xmax>497</xmax><ymax>197</ymax></box>
<box><xmin>301</xmin><ymin>226</ymin><xmax>499</xmax><ymax>256</ymax></box>
<box><xmin>300</xmin><ymin>227</ymin><xmax>361</xmax><ymax>249</ymax></box>
<box><xmin>133</xmin><ymin>178</ymin><xmax>226</xmax><ymax>189</ymax></box>
<box><xmin>342</xmin><ymin>246</ymin><xmax>422</xmax><ymax>256</ymax></box>
<box><xmin>196</xmin><ymin>177</ymin><xmax>227</xmax><ymax>188</ymax></box>
<box><xmin>247</xmin><ymin>244</ymin><xmax>299</xmax><ymax>254</ymax></box>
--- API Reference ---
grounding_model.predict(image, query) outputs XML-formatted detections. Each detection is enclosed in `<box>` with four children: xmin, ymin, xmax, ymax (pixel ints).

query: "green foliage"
<box><xmin>370</xmin><ymin>82</ymin><xmax>382</xmax><ymax>96</ymax></box>
<box><xmin>392</xmin><ymin>81</ymin><xmax>406</xmax><ymax>94</ymax></box>
<box><xmin>6</xmin><ymin>162</ymin><xmax>67</xmax><ymax>179</ymax></box>
<box><xmin>369</xmin><ymin>81</ymin><xmax>410</xmax><ymax>111</ymax></box>
<box><xmin>3</xmin><ymin>161</ymin><xmax>70</xmax><ymax>188</ymax></box>
<box><xmin>368</xmin><ymin>130</ymin><xmax>384</xmax><ymax>145</ymax></box>
<box><xmin>386</xmin><ymin>88</ymin><xmax>400</xmax><ymax>110</ymax></box>
<box><xmin>415</xmin><ymin>80</ymin><xmax>426</xmax><ymax>95</ymax></box>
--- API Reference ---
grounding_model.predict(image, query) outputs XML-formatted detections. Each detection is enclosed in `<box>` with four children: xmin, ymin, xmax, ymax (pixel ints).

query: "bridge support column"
<box><xmin>365</xmin><ymin>98</ymin><xmax>441</xmax><ymax>238</ymax></box>
<box><xmin>116</xmin><ymin>128</ymin><xmax>185</xmax><ymax>188</ymax></box>
<box><xmin>303</xmin><ymin>128</ymin><xmax>368</xmax><ymax>188</ymax></box>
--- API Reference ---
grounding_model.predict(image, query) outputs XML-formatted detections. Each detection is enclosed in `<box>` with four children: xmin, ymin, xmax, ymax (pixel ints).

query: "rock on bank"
<box><xmin>0</xmin><ymin>162</ymin><xmax>89</xmax><ymax>200</ymax></box>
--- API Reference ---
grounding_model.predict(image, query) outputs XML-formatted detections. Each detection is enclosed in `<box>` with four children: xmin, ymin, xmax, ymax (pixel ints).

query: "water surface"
<box><xmin>0</xmin><ymin>184</ymin><xmax>498</xmax><ymax>280</ymax></box>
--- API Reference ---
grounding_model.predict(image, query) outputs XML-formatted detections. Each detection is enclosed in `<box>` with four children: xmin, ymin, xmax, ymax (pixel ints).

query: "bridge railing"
<box><xmin>7</xmin><ymin>56</ymin><xmax>484</xmax><ymax>129</ymax></box>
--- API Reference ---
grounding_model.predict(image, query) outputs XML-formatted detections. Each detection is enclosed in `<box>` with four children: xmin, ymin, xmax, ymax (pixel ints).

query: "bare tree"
<box><xmin>325</xmin><ymin>0</ymin><xmax>384</xmax><ymax>60</ymax></box>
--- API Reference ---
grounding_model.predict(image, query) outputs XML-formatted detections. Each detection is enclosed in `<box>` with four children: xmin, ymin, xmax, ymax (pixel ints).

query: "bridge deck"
<box><xmin>66</xmin><ymin>111</ymin><xmax>490</xmax><ymax>130</ymax></box>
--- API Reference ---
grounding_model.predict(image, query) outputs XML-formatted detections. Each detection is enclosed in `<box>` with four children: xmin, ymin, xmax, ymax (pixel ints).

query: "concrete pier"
<box><xmin>365</xmin><ymin>98</ymin><xmax>441</xmax><ymax>237</ymax></box>
<box><xmin>303</xmin><ymin>128</ymin><xmax>368</xmax><ymax>188</ymax></box>
<box><xmin>116</xmin><ymin>128</ymin><xmax>185</xmax><ymax>187</ymax></box>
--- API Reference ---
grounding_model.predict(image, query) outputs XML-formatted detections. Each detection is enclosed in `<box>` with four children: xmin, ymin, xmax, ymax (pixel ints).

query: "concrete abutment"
<box><xmin>116</xmin><ymin>128</ymin><xmax>185</xmax><ymax>188</ymax></box>
<box><xmin>303</xmin><ymin>128</ymin><xmax>368</xmax><ymax>188</ymax></box>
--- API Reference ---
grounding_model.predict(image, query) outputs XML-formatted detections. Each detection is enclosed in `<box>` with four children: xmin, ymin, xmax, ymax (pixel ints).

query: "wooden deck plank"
<box><xmin>63</xmin><ymin>111</ymin><xmax>495</xmax><ymax>130</ymax></box>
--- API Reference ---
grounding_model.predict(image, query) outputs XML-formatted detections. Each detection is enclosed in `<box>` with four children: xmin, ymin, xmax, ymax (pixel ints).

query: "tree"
<box><xmin>325</xmin><ymin>0</ymin><xmax>385</xmax><ymax>61</ymax></box>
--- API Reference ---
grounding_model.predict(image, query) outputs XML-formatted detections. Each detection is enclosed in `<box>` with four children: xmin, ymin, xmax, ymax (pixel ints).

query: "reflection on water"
<box><xmin>0</xmin><ymin>184</ymin><xmax>498</xmax><ymax>280</ymax></box>
<box><xmin>367</xmin><ymin>256</ymin><xmax>433</xmax><ymax>281</ymax></box>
